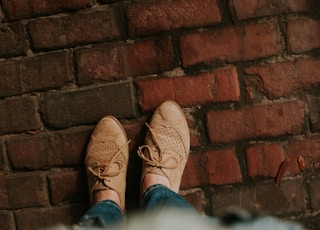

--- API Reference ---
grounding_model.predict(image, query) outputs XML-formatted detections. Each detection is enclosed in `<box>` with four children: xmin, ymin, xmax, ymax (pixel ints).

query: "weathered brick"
<box><xmin>0</xmin><ymin>139</ymin><xmax>10</xmax><ymax>173</ymax></box>
<box><xmin>211</xmin><ymin>186</ymin><xmax>243</xmax><ymax>216</ymax></box>
<box><xmin>0</xmin><ymin>22</ymin><xmax>27</xmax><ymax>57</ymax></box>
<box><xmin>285</xmin><ymin>136</ymin><xmax>320</xmax><ymax>174</ymax></box>
<box><xmin>98</xmin><ymin>0</ymin><xmax>116</xmax><ymax>3</ymax></box>
<box><xmin>229</xmin><ymin>0</ymin><xmax>312</xmax><ymax>20</ymax></box>
<box><xmin>245</xmin><ymin>58</ymin><xmax>320</xmax><ymax>98</ymax></box>
<box><xmin>0</xmin><ymin>176</ymin><xmax>10</xmax><ymax>209</ymax></box>
<box><xmin>76</xmin><ymin>45</ymin><xmax>124</xmax><ymax>85</ymax></box>
<box><xmin>287</xmin><ymin>17</ymin><xmax>320</xmax><ymax>53</ymax></box>
<box><xmin>246</xmin><ymin>143</ymin><xmax>284</xmax><ymax>178</ymax></box>
<box><xmin>181</xmin><ymin>153</ymin><xmax>204</xmax><ymax>189</ymax></box>
<box><xmin>137</xmin><ymin>66</ymin><xmax>240</xmax><ymax>111</ymax></box>
<box><xmin>0</xmin><ymin>96</ymin><xmax>42</xmax><ymax>135</ymax></box>
<box><xmin>47</xmin><ymin>169</ymin><xmax>87</xmax><ymax>204</ymax></box>
<box><xmin>7</xmin><ymin>127</ymin><xmax>91</xmax><ymax>169</ymax></box>
<box><xmin>22</xmin><ymin>51</ymin><xmax>73</xmax><ymax>92</ymax></box>
<box><xmin>254</xmin><ymin>178</ymin><xmax>305</xmax><ymax>215</ymax></box>
<box><xmin>206</xmin><ymin>100</ymin><xmax>304</xmax><ymax>143</ymax></box>
<box><xmin>5</xmin><ymin>172</ymin><xmax>48</xmax><ymax>209</ymax></box>
<box><xmin>246</xmin><ymin>136</ymin><xmax>320</xmax><ymax>179</ymax></box>
<box><xmin>181</xmin><ymin>189</ymin><xmax>206</xmax><ymax>213</ymax></box>
<box><xmin>2</xmin><ymin>0</ymin><xmax>91</xmax><ymax>20</ymax></box>
<box><xmin>76</xmin><ymin>38</ymin><xmax>174</xmax><ymax>85</ymax></box>
<box><xmin>0</xmin><ymin>60</ymin><xmax>21</xmax><ymax>98</ymax></box>
<box><xmin>297</xmin><ymin>214</ymin><xmax>320</xmax><ymax>230</ymax></box>
<box><xmin>15</xmin><ymin>204</ymin><xmax>88</xmax><ymax>230</ymax></box>
<box><xmin>28</xmin><ymin>8</ymin><xmax>120</xmax><ymax>50</ymax></box>
<box><xmin>309</xmin><ymin>177</ymin><xmax>320</xmax><ymax>210</ymax></box>
<box><xmin>0</xmin><ymin>211</ymin><xmax>15</xmax><ymax>230</ymax></box>
<box><xmin>181</xmin><ymin>148</ymin><xmax>242</xmax><ymax>188</ymax></box>
<box><xmin>205</xmin><ymin>148</ymin><xmax>242</xmax><ymax>185</ymax></box>
<box><xmin>41</xmin><ymin>81</ymin><xmax>136</xmax><ymax>129</ymax></box>
<box><xmin>309</xmin><ymin>97</ymin><xmax>320</xmax><ymax>132</ymax></box>
<box><xmin>127</xmin><ymin>0</ymin><xmax>222</xmax><ymax>36</ymax></box>
<box><xmin>48</xmin><ymin>127</ymin><xmax>91</xmax><ymax>166</ymax></box>
<box><xmin>123</xmin><ymin>121</ymin><xmax>145</xmax><ymax>153</ymax></box>
<box><xmin>180</xmin><ymin>21</ymin><xmax>281</xmax><ymax>67</ymax></box>
<box><xmin>211</xmin><ymin>178</ymin><xmax>305</xmax><ymax>216</ymax></box>
<box><xmin>7</xmin><ymin>134</ymin><xmax>50</xmax><ymax>170</ymax></box>
<box><xmin>125</xmin><ymin>38</ymin><xmax>174</xmax><ymax>77</ymax></box>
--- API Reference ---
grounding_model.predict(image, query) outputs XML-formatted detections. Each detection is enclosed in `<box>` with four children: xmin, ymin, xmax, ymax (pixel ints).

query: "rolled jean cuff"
<box><xmin>142</xmin><ymin>184</ymin><xmax>195</xmax><ymax>211</ymax></box>
<box><xmin>78</xmin><ymin>200</ymin><xmax>123</xmax><ymax>227</ymax></box>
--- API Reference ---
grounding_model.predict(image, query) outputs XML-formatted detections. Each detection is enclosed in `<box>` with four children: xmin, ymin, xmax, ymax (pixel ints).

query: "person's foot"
<box><xmin>137</xmin><ymin>100</ymin><xmax>190</xmax><ymax>193</ymax></box>
<box><xmin>85</xmin><ymin>116</ymin><xmax>130</xmax><ymax>211</ymax></box>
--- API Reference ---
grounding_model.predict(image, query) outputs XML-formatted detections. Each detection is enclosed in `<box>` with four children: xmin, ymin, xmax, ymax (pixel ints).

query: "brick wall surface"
<box><xmin>0</xmin><ymin>0</ymin><xmax>320</xmax><ymax>229</ymax></box>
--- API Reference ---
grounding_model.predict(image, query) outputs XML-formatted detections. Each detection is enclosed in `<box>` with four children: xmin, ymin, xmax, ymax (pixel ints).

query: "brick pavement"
<box><xmin>1</xmin><ymin>0</ymin><xmax>320</xmax><ymax>229</ymax></box>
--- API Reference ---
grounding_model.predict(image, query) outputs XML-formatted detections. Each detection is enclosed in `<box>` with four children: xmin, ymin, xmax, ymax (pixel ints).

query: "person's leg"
<box><xmin>137</xmin><ymin>100</ymin><xmax>195</xmax><ymax>212</ymax></box>
<box><xmin>141</xmin><ymin>184</ymin><xmax>194</xmax><ymax>211</ymax></box>
<box><xmin>79</xmin><ymin>116</ymin><xmax>130</xmax><ymax>227</ymax></box>
<box><xmin>78</xmin><ymin>199</ymin><xmax>123</xmax><ymax>227</ymax></box>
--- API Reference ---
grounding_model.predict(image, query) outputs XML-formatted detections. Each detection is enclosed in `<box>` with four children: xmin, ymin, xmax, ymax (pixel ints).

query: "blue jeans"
<box><xmin>78</xmin><ymin>184</ymin><xmax>195</xmax><ymax>227</ymax></box>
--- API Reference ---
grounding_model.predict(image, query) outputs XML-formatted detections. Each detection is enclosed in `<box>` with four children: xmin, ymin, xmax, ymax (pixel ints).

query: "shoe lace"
<box><xmin>87</xmin><ymin>140</ymin><xmax>131</xmax><ymax>181</ymax></box>
<box><xmin>137</xmin><ymin>123</ymin><xmax>184</xmax><ymax>169</ymax></box>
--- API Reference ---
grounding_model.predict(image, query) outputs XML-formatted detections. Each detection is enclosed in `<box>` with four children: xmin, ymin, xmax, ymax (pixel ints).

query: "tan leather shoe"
<box><xmin>85</xmin><ymin>116</ymin><xmax>129</xmax><ymax>211</ymax></box>
<box><xmin>137</xmin><ymin>100</ymin><xmax>190</xmax><ymax>193</ymax></box>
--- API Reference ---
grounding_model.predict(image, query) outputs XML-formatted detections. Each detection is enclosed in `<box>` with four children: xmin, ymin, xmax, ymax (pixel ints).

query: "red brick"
<box><xmin>48</xmin><ymin>127</ymin><xmax>91</xmax><ymax>166</ymax></box>
<box><xmin>205</xmin><ymin>148</ymin><xmax>242</xmax><ymax>185</ymax></box>
<box><xmin>309</xmin><ymin>177</ymin><xmax>320</xmax><ymax>209</ymax></box>
<box><xmin>0</xmin><ymin>211</ymin><xmax>15</xmax><ymax>230</ymax></box>
<box><xmin>15</xmin><ymin>204</ymin><xmax>88</xmax><ymax>230</ymax></box>
<box><xmin>76</xmin><ymin>38</ymin><xmax>174</xmax><ymax>85</ymax></box>
<box><xmin>0</xmin><ymin>22</ymin><xmax>27</xmax><ymax>57</ymax></box>
<box><xmin>47</xmin><ymin>169</ymin><xmax>87</xmax><ymax>204</ymax></box>
<box><xmin>287</xmin><ymin>17</ymin><xmax>320</xmax><ymax>53</ymax></box>
<box><xmin>246</xmin><ymin>136</ymin><xmax>320</xmax><ymax>179</ymax></box>
<box><xmin>137</xmin><ymin>66</ymin><xmax>240</xmax><ymax>111</ymax></box>
<box><xmin>41</xmin><ymin>82</ymin><xmax>136</xmax><ymax>129</ymax></box>
<box><xmin>76</xmin><ymin>45</ymin><xmax>124</xmax><ymax>85</ymax></box>
<box><xmin>285</xmin><ymin>136</ymin><xmax>320</xmax><ymax>174</ymax></box>
<box><xmin>181</xmin><ymin>148</ymin><xmax>242</xmax><ymax>188</ymax></box>
<box><xmin>5</xmin><ymin>172</ymin><xmax>48</xmax><ymax>209</ymax></box>
<box><xmin>245</xmin><ymin>58</ymin><xmax>320</xmax><ymax>98</ymax></box>
<box><xmin>21</xmin><ymin>51</ymin><xmax>73</xmax><ymax>92</ymax></box>
<box><xmin>180</xmin><ymin>21</ymin><xmax>281</xmax><ymax>67</ymax></box>
<box><xmin>123</xmin><ymin>121</ymin><xmax>145</xmax><ymax>153</ymax></box>
<box><xmin>7</xmin><ymin>127</ymin><xmax>91</xmax><ymax>169</ymax></box>
<box><xmin>124</xmin><ymin>38</ymin><xmax>174</xmax><ymax>76</ymax></box>
<box><xmin>0</xmin><ymin>60</ymin><xmax>21</xmax><ymax>98</ymax></box>
<box><xmin>309</xmin><ymin>97</ymin><xmax>320</xmax><ymax>132</ymax></box>
<box><xmin>229</xmin><ymin>0</ymin><xmax>312</xmax><ymax>20</ymax></box>
<box><xmin>28</xmin><ymin>8</ymin><xmax>120</xmax><ymax>50</ymax></box>
<box><xmin>206</xmin><ymin>100</ymin><xmax>304</xmax><ymax>143</ymax></box>
<box><xmin>2</xmin><ymin>0</ymin><xmax>91</xmax><ymax>20</ymax></box>
<box><xmin>0</xmin><ymin>96</ymin><xmax>42</xmax><ymax>135</ymax></box>
<box><xmin>181</xmin><ymin>153</ymin><xmax>204</xmax><ymax>188</ymax></box>
<box><xmin>254</xmin><ymin>178</ymin><xmax>305</xmax><ymax>215</ymax></box>
<box><xmin>246</xmin><ymin>143</ymin><xmax>284</xmax><ymax>177</ymax></box>
<box><xmin>7</xmin><ymin>134</ymin><xmax>50</xmax><ymax>170</ymax></box>
<box><xmin>127</xmin><ymin>0</ymin><xmax>222</xmax><ymax>36</ymax></box>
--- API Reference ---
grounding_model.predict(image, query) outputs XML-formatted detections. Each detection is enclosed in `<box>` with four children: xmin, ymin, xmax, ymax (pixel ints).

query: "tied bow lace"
<box><xmin>137</xmin><ymin>123</ymin><xmax>185</xmax><ymax>169</ymax></box>
<box><xmin>87</xmin><ymin>140</ymin><xmax>131</xmax><ymax>183</ymax></box>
